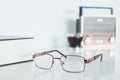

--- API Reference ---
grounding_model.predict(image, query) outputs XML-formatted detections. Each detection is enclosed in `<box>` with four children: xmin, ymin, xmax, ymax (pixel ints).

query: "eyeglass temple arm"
<box><xmin>32</xmin><ymin>50</ymin><xmax>66</xmax><ymax>58</ymax></box>
<box><xmin>53</xmin><ymin>50</ymin><xmax>67</xmax><ymax>58</ymax></box>
<box><xmin>84</xmin><ymin>54</ymin><xmax>103</xmax><ymax>64</ymax></box>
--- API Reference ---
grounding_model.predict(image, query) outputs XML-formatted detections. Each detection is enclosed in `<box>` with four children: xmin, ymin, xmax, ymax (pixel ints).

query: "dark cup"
<box><xmin>67</xmin><ymin>36</ymin><xmax>83</xmax><ymax>48</ymax></box>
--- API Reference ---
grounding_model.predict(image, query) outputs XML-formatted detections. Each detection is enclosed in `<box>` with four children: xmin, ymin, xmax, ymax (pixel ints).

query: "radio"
<box><xmin>81</xmin><ymin>15</ymin><xmax>116</xmax><ymax>46</ymax></box>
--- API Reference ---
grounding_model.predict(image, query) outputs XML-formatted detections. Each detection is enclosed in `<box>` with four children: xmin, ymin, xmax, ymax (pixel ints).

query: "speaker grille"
<box><xmin>83</xmin><ymin>16</ymin><xmax>116</xmax><ymax>33</ymax></box>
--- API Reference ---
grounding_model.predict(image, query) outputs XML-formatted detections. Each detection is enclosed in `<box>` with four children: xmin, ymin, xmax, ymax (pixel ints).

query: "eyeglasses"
<box><xmin>32</xmin><ymin>50</ymin><xmax>103</xmax><ymax>73</ymax></box>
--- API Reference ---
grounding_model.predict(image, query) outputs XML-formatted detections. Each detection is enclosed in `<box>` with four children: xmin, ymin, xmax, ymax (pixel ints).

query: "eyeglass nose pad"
<box><xmin>52</xmin><ymin>61</ymin><xmax>54</xmax><ymax>64</ymax></box>
<box><xmin>61</xmin><ymin>61</ymin><xmax>65</xmax><ymax>65</ymax></box>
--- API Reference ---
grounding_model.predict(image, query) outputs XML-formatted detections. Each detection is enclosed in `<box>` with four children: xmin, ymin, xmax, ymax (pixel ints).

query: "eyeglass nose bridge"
<box><xmin>53</xmin><ymin>57</ymin><xmax>61</xmax><ymax>64</ymax></box>
<box><xmin>53</xmin><ymin>57</ymin><xmax>61</xmax><ymax>60</ymax></box>
<box><xmin>52</xmin><ymin>57</ymin><xmax>63</xmax><ymax>68</ymax></box>
<box><xmin>53</xmin><ymin>57</ymin><xmax>65</xmax><ymax>66</ymax></box>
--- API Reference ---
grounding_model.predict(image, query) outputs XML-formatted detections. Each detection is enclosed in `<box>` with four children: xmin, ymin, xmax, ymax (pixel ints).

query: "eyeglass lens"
<box><xmin>34</xmin><ymin>54</ymin><xmax>53</xmax><ymax>69</ymax></box>
<box><xmin>61</xmin><ymin>55</ymin><xmax>85</xmax><ymax>72</ymax></box>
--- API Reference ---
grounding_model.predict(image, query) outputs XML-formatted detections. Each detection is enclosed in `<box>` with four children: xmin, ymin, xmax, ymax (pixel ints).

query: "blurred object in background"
<box><xmin>67</xmin><ymin>33</ymin><xmax>83</xmax><ymax>48</ymax></box>
<box><xmin>77</xmin><ymin>6</ymin><xmax>116</xmax><ymax>46</ymax></box>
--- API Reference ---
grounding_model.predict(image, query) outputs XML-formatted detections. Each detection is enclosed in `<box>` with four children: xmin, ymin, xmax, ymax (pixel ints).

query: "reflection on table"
<box><xmin>0</xmin><ymin>47</ymin><xmax>117</xmax><ymax>80</ymax></box>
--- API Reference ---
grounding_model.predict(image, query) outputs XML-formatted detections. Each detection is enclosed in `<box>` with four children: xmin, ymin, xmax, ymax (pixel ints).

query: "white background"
<box><xmin>0</xmin><ymin>0</ymin><xmax>120</xmax><ymax>49</ymax></box>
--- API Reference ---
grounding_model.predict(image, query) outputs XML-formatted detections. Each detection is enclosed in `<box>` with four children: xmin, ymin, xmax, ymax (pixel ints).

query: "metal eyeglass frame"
<box><xmin>32</xmin><ymin>50</ymin><xmax>103</xmax><ymax>73</ymax></box>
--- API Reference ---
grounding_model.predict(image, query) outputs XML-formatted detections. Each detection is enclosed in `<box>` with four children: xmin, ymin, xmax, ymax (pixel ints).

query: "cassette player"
<box><xmin>81</xmin><ymin>15</ymin><xmax>116</xmax><ymax>46</ymax></box>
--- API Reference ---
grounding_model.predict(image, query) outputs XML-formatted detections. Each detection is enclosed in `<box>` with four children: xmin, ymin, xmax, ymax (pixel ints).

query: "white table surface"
<box><xmin>0</xmin><ymin>46</ymin><xmax>119</xmax><ymax>80</ymax></box>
